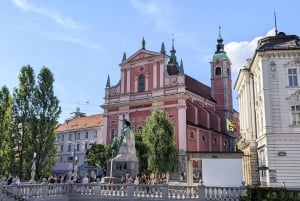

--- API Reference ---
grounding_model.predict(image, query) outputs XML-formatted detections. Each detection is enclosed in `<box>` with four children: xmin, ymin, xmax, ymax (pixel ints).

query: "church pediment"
<box><xmin>122</xmin><ymin>50</ymin><xmax>161</xmax><ymax>64</ymax></box>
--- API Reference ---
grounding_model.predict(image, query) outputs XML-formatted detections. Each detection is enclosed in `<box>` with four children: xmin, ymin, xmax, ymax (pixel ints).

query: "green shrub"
<box><xmin>240</xmin><ymin>186</ymin><xmax>300</xmax><ymax>201</ymax></box>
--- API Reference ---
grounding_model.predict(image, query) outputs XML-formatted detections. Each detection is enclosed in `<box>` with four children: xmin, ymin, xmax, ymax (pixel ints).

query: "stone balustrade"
<box><xmin>0</xmin><ymin>181</ymin><xmax>246</xmax><ymax>201</ymax></box>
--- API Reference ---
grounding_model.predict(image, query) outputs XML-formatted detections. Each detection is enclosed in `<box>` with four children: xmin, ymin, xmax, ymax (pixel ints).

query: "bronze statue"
<box><xmin>111</xmin><ymin>117</ymin><xmax>132</xmax><ymax>157</ymax></box>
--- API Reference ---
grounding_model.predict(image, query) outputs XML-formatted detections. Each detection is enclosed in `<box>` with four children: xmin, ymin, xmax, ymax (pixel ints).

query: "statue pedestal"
<box><xmin>108</xmin><ymin>130</ymin><xmax>139</xmax><ymax>179</ymax></box>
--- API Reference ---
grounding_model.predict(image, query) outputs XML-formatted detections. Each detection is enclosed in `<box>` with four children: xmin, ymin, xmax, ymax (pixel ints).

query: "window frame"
<box><xmin>138</xmin><ymin>74</ymin><xmax>145</xmax><ymax>92</ymax></box>
<box><xmin>288</xmin><ymin>68</ymin><xmax>298</xmax><ymax>87</ymax></box>
<box><xmin>215</xmin><ymin>67</ymin><xmax>221</xmax><ymax>75</ymax></box>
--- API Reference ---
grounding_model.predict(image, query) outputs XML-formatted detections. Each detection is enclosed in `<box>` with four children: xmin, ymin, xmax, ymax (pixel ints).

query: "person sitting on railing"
<box><xmin>82</xmin><ymin>175</ymin><xmax>89</xmax><ymax>184</ymax></box>
<box><xmin>15</xmin><ymin>176</ymin><xmax>20</xmax><ymax>186</ymax></box>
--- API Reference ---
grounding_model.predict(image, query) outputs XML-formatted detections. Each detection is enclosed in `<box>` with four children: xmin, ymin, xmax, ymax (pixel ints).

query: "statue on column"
<box><xmin>30</xmin><ymin>153</ymin><xmax>36</xmax><ymax>183</ymax></box>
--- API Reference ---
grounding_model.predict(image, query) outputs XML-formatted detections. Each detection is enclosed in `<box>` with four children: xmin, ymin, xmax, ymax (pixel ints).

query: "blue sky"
<box><xmin>1</xmin><ymin>0</ymin><xmax>299</xmax><ymax>123</ymax></box>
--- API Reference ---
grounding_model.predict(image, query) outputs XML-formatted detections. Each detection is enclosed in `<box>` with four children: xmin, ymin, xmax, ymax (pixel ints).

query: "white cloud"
<box><xmin>12</xmin><ymin>0</ymin><xmax>82</xmax><ymax>29</ymax></box>
<box><xmin>42</xmin><ymin>31</ymin><xmax>100</xmax><ymax>50</ymax></box>
<box><xmin>225</xmin><ymin>28</ymin><xmax>276</xmax><ymax>81</ymax></box>
<box><xmin>129</xmin><ymin>0</ymin><xmax>174</xmax><ymax>33</ymax></box>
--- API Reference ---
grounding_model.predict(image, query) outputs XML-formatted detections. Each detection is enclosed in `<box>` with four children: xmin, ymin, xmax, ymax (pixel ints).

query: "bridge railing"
<box><xmin>0</xmin><ymin>182</ymin><xmax>246</xmax><ymax>201</ymax></box>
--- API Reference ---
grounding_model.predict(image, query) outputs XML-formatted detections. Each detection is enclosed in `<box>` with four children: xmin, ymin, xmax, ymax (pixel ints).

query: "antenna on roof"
<box><xmin>274</xmin><ymin>11</ymin><xmax>278</xmax><ymax>36</ymax></box>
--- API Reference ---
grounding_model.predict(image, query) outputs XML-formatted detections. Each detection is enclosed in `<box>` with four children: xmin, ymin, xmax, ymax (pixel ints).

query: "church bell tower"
<box><xmin>210</xmin><ymin>26</ymin><xmax>234</xmax><ymax>149</ymax></box>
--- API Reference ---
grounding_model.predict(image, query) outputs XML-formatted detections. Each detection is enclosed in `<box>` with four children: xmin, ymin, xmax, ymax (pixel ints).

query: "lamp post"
<box><xmin>74</xmin><ymin>155</ymin><xmax>78</xmax><ymax>178</ymax></box>
<box><xmin>110</xmin><ymin>154</ymin><xmax>121</xmax><ymax>178</ymax></box>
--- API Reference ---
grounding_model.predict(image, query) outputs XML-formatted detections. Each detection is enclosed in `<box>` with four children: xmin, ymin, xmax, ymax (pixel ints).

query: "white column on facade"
<box><xmin>186</xmin><ymin>157</ymin><xmax>193</xmax><ymax>186</ymax></box>
<box><xmin>153</xmin><ymin>62</ymin><xmax>157</xmax><ymax>88</ymax></box>
<box><xmin>239</xmin><ymin>91</ymin><xmax>244</xmax><ymax>131</ymax></box>
<box><xmin>121</xmin><ymin>69</ymin><xmax>125</xmax><ymax>94</ymax></box>
<box><xmin>145</xmin><ymin>72</ymin><xmax>149</xmax><ymax>91</ymax></box>
<box><xmin>135</xmin><ymin>76</ymin><xmax>138</xmax><ymax>92</ymax></box>
<box><xmin>261</xmin><ymin>60</ymin><xmax>272</xmax><ymax>132</ymax></box>
<box><xmin>160</xmin><ymin>61</ymin><xmax>164</xmax><ymax>87</ymax></box>
<box><xmin>249</xmin><ymin>73</ymin><xmax>257</xmax><ymax>140</ymax></box>
<box><xmin>118</xmin><ymin>114</ymin><xmax>123</xmax><ymax>135</ymax></box>
<box><xmin>242</xmin><ymin>91</ymin><xmax>245</xmax><ymax>130</ymax></box>
<box><xmin>245</xmin><ymin>81</ymin><xmax>250</xmax><ymax>130</ymax></box>
<box><xmin>178</xmin><ymin>99</ymin><xmax>187</xmax><ymax>152</ymax></box>
<box><xmin>196</xmin><ymin>129</ymin><xmax>200</xmax><ymax>151</ymax></box>
<box><xmin>127</xmin><ymin>68</ymin><xmax>130</xmax><ymax>93</ymax></box>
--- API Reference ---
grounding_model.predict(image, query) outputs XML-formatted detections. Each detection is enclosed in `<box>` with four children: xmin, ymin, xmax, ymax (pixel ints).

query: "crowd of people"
<box><xmin>4</xmin><ymin>171</ymin><xmax>172</xmax><ymax>186</ymax></box>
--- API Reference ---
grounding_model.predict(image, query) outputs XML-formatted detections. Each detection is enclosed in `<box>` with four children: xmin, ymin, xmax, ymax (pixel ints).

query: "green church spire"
<box><xmin>168</xmin><ymin>38</ymin><xmax>178</xmax><ymax>66</ymax></box>
<box><xmin>215</xmin><ymin>26</ymin><xmax>225</xmax><ymax>54</ymax></box>
<box><xmin>213</xmin><ymin>26</ymin><xmax>228</xmax><ymax>61</ymax></box>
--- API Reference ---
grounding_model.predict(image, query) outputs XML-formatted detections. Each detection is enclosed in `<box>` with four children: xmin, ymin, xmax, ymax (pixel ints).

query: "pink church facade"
<box><xmin>102</xmin><ymin>32</ymin><xmax>239</xmax><ymax>172</ymax></box>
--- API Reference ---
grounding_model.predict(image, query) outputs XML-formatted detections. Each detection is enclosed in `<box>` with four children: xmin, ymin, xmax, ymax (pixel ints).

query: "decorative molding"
<box><xmin>284</xmin><ymin>58</ymin><xmax>300</xmax><ymax>67</ymax></box>
<box><xmin>169</xmin><ymin>77</ymin><xmax>178</xmax><ymax>85</ymax></box>
<box><xmin>267</xmin><ymin>134</ymin><xmax>300</xmax><ymax>141</ymax></box>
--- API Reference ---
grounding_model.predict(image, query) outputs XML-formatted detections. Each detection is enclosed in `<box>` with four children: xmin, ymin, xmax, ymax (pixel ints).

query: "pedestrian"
<box><xmin>15</xmin><ymin>176</ymin><xmax>20</xmax><ymax>186</ymax></box>
<box><xmin>82</xmin><ymin>175</ymin><xmax>89</xmax><ymax>184</ymax></box>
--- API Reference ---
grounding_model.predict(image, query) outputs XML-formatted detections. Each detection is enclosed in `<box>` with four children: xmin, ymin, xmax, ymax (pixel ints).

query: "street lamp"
<box><xmin>110</xmin><ymin>154</ymin><xmax>121</xmax><ymax>178</ymax></box>
<box><xmin>73</xmin><ymin>155</ymin><xmax>78</xmax><ymax>178</ymax></box>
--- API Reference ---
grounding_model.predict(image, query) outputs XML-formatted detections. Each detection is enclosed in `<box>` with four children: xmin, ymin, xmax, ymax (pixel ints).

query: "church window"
<box><xmin>189</xmin><ymin>131</ymin><xmax>194</xmax><ymax>139</ymax></box>
<box><xmin>212</xmin><ymin>138</ymin><xmax>217</xmax><ymax>144</ymax></box>
<box><xmin>111</xmin><ymin>128</ymin><xmax>115</xmax><ymax>141</ymax></box>
<box><xmin>291</xmin><ymin>105</ymin><xmax>300</xmax><ymax>125</ymax></box>
<box><xmin>215</xmin><ymin>67</ymin><xmax>221</xmax><ymax>75</ymax></box>
<box><xmin>288</xmin><ymin>68</ymin><xmax>298</xmax><ymax>87</ymax></box>
<box><xmin>138</xmin><ymin>74</ymin><xmax>145</xmax><ymax>92</ymax></box>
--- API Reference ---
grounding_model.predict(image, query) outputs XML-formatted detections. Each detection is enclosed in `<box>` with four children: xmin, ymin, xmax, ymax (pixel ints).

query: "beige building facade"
<box><xmin>235</xmin><ymin>31</ymin><xmax>300</xmax><ymax>187</ymax></box>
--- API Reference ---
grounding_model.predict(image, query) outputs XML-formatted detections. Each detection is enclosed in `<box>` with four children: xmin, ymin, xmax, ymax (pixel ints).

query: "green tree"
<box><xmin>31</xmin><ymin>67</ymin><xmax>61</xmax><ymax>179</ymax></box>
<box><xmin>0</xmin><ymin>86</ymin><xmax>14</xmax><ymax>177</ymax></box>
<box><xmin>85</xmin><ymin>143</ymin><xmax>111</xmax><ymax>174</ymax></box>
<box><xmin>140</xmin><ymin>106</ymin><xmax>179</xmax><ymax>177</ymax></box>
<box><xmin>7</xmin><ymin>65</ymin><xmax>61</xmax><ymax>180</ymax></box>
<box><xmin>12</xmin><ymin>65</ymin><xmax>36</xmax><ymax>180</ymax></box>
<box><xmin>135</xmin><ymin>131</ymin><xmax>149</xmax><ymax>173</ymax></box>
